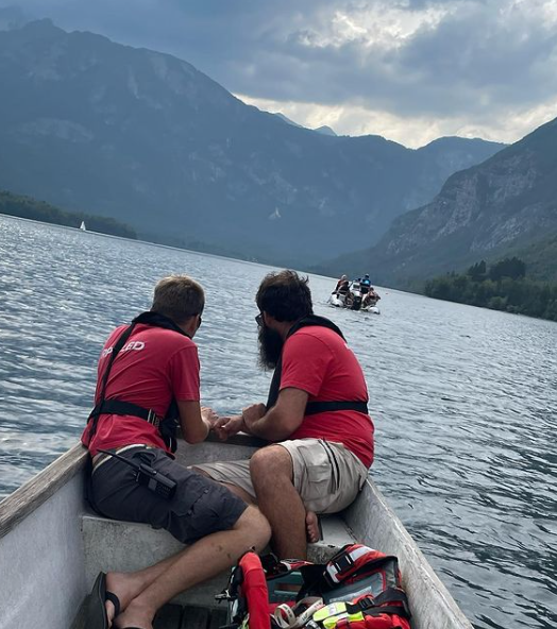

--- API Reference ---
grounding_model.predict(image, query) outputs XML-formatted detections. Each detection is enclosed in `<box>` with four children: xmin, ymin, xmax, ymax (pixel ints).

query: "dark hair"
<box><xmin>256</xmin><ymin>270</ymin><xmax>313</xmax><ymax>322</ymax></box>
<box><xmin>151</xmin><ymin>275</ymin><xmax>204</xmax><ymax>324</ymax></box>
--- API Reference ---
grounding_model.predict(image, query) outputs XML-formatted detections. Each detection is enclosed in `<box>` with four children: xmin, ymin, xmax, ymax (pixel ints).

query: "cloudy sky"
<box><xmin>3</xmin><ymin>0</ymin><xmax>557</xmax><ymax>147</ymax></box>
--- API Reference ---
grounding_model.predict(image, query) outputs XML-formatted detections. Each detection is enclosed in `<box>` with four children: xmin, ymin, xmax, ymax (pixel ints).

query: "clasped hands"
<box><xmin>202</xmin><ymin>403</ymin><xmax>266</xmax><ymax>441</ymax></box>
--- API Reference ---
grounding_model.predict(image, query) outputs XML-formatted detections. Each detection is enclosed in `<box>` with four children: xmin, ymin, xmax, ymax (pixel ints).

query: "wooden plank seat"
<box><xmin>82</xmin><ymin>511</ymin><xmax>356</xmax><ymax>609</ymax></box>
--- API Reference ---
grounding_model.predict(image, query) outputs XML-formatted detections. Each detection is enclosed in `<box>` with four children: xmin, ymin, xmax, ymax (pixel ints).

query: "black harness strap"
<box><xmin>91</xmin><ymin>399</ymin><xmax>161</xmax><ymax>426</ymax></box>
<box><xmin>265</xmin><ymin>314</ymin><xmax>369</xmax><ymax>416</ymax></box>
<box><xmin>86</xmin><ymin>311</ymin><xmax>190</xmax><ymax>453</ymax></box>
<box><xmin>87</xmin><ymin>321</ymin><xmax>139</xmax><ymax>440</ymax></box>
<box><xmin>347</xmin><ymin>587</ymin><xmax>411</xmax><ymax>620</ymax></box>
<box><xmin>305</xmin><ymin>401</ymin><xmax>369</xmax><ymax>415</ymax></box>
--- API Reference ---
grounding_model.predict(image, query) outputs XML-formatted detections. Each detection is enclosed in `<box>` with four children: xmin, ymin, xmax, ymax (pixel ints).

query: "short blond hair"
<box><xmin>151</xmin><ymin>275</ymin><xmax>204</xmax><ymax>324</ymax></box>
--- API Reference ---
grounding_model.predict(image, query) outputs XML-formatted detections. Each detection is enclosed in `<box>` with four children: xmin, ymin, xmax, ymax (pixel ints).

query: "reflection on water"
<box><xmin>0</xmin><ymin>215</ymin><xmax>556</xmax><ymax>628</ymax></box>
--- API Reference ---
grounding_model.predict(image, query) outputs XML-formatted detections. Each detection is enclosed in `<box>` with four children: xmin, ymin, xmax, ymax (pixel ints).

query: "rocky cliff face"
<box><xmin>335</xmin><ymin>118</ymin><xmax>557</xmax><ymax>285</ymax></box>
<box><xmin>0</xmin><ymin>19</ymin><xmax>504</xmax><ymax>264</ymax></box>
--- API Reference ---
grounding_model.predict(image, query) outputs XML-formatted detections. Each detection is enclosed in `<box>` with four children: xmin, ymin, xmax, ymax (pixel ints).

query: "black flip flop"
<box><xmin>85</xmin><ymin>572</ymin><xmax>121</xmax><ymax>629</ymax></box>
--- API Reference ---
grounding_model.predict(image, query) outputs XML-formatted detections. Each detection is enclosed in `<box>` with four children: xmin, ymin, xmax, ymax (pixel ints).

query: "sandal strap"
<box><xmin>105</xmin><ymin>591</ymin><xmax>121</xmax><ymax>618</ymax></box>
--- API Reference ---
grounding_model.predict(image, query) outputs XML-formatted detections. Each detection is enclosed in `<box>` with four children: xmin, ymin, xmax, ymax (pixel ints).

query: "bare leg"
<box><xmin>250</xmin><ymin>445</ymin><xmax>307</xmax><ymax>560</ymax></box>
<box><xmin>110</xmin><ymin>505</ymin><xmax>270</xmax><ymax>629</ymax></box>
<box><xmin>105</xmin><ymin>553</ymin><xmax>179</xmax><ymax>626</ymax></box>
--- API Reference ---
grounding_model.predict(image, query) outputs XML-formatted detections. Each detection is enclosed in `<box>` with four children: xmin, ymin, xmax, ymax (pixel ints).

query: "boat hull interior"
<box><xmin>0</xmin><ymin>435</ymin><xmax>473</xmax><ymax>629</ymax></box>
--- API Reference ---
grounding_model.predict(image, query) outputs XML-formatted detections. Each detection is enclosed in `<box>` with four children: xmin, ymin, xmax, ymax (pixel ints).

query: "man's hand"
<box><xmin>212</xmin><ymin>415</ymin><xmax>246</xmax><ymax>441</ymax></box>
<box><xmin>240</xmin><ymin>389</ymin><xmax>307</xmax><ymax>441</ymax></box>
<box><xmin>241</xmin><ymin>403</ymin><xmax>267</xmax><ymax>431</ymax></box>
<box><xmin>201</xmin><ymin>406</ymin><xmax>219</xmax><ymax>428</ymax></box>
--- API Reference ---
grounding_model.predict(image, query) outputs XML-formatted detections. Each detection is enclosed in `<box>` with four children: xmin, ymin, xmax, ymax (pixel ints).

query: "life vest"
<box><xmin>300</xmin><ymin>545</ymin><xmax>410</xmax><ymax>626</ymax></box>
<box><xmin>265</xmin><ymin>315</ymin><xmax>368</xmax><ymax>417</ymax></box>
<box><xmin>85</xmin><ymin>311</ymin><xmax>189</xmax><ymax>453</ymax></box>
<box><xmin>220</xmin><ymin>545</ymin><xmax>411</xmax><ymax>629</ymax></box>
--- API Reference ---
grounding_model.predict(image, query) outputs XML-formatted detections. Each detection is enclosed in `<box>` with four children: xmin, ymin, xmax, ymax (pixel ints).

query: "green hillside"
<box><xmin>425</xmin><ymin>257</ymin><xmax>557</xmax><ymax>322</ymax></box>
<box><xmin>505</xmin><ymin>234</ymin><xmax>557</xmax><ymax>283</ymax></box>
<box><xmin>0</xmin><ymin>190</ymin><xmax>137</xmax><ymax>238</ymax></box>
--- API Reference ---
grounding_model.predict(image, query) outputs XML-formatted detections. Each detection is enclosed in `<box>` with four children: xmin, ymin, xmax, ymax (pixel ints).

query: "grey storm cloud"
<box><xmin>3</xmin><ymin>0</ymin><xmax>557</xmax><ymax>119</ymax></box>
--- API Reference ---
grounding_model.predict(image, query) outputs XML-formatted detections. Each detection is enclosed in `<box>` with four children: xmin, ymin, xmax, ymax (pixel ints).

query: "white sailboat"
<box><xmin>79</xmin><ymin>221</ymin><xmax>86</xmax><ymax>231</ymax></box>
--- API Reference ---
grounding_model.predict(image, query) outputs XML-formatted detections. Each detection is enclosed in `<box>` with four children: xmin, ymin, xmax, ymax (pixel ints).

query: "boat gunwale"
<box><xmin>347</xmin><ymin>477</ymin><xmax>474</xmax><ymax>628</ymax></box>
<box><xmin>0</xmin><ymin>443</ymin><xmax>88</xmax><ymax>539</ymax></box>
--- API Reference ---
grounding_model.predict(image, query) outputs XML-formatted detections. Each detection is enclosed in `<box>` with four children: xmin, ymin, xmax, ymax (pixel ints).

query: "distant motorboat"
<box><xmin>327</xmin><ymin>288</ymin><xmax>381</xmax><ymax>315</ymax></box>
<box><xmin>79</xmin><ymin>221</ymin><xmax>86</xmax><ymax>231</ymax></box>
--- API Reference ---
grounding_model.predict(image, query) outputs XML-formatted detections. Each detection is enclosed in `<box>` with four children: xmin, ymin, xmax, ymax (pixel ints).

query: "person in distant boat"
<box><xmin>360</xmin><ymin>274</ymin><xmax>371</xmax><ymax>296</ymax></box>
<box><xmin>337</xmin><ymin>279</ymin><xmax>351</xmax><ymax>304</ymax></box>
<box><xmin>193</xmin><ymin>270</ymin><xmax>374</xmax><ymax>560</ymax></box>
<box><xmin>333</xmin><ymin>274</ymin><xmax>348</xmax><ymax>293</ymax></box>
<box><xmin>338</xmin><ymin>279</ymin><xmax>350</xmax><ymax>294</ymax></box>
<box><xmin>81</xmin><ymin>275</ymin><xmax>270</xmax><ymax>629</ymax></box>
<box><xmin>363</xmin><ymin>286</ymin><xmax>381</xmax><ymax>307</ymax></box>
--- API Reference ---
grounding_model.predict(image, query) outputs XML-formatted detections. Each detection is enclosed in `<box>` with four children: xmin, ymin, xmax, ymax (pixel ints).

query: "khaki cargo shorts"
<box><xmin>193</xmin><ymin>439</ymin><xmax>368</xmax><ymax>514</ymax></box>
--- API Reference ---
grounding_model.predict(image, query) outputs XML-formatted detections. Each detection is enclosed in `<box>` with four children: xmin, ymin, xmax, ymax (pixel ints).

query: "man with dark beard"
<box><xmin>193</xmin><ymin>270</ymin><xmax>374</xmax><ymax>559</ymax></box>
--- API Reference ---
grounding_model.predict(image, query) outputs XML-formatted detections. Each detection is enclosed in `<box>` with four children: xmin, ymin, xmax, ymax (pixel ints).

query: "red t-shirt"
<box><xmin>280</xmin><ymin>327</ymin><xmax>374</xmax><ymax>468</ymax></box>
<box><xmin>81</xmin><ymin>324</ymin><xmax>200</xmax><ymax>456</ymax></box>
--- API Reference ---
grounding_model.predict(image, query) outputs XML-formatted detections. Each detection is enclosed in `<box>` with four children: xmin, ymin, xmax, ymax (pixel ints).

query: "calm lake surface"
<box><xmin>1</xmin><ymin>215</ymin><xmax>556</xmax><ymax>628</ymax></box>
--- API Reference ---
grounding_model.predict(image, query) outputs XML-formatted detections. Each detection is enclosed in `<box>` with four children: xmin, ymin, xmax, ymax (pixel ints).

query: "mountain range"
<box><xmin>0</xmin><ymin>17</ymin><xmax>504</xmax><ymax>266</ymax></box>
<box><xmin>326</xmin><ymin>117</ymin><xmax>557</xmax><ymax>286</ymax></box>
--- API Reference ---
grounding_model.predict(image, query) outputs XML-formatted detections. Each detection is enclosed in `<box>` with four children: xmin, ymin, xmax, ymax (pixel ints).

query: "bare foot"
<box><xmin>306</xmin><ymin>511</ymin><xmax>321</xmax><ymax>543</ymax></box>
<box><xmin>105</xmin><ymin>572</ymin><xmax>146</xmax><ymax>628</ymax></box>
<box><xmin>114</xmin><ymin>599</ymin><xmax>154</xmax><ymax>629</ymax></box>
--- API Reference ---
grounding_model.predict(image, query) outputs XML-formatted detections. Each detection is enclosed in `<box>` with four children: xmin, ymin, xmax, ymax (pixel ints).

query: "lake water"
<box><xmin>0</xmin><ymin>215</ymin><xmax>556</xmax><ymax>628</ymax></box>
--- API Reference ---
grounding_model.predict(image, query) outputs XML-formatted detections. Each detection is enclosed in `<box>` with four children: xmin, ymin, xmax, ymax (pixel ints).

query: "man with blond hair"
<box><xmin>81</xmin><ymin>275</ymin><xmax>270</xmax><ymax>629</ymax></box>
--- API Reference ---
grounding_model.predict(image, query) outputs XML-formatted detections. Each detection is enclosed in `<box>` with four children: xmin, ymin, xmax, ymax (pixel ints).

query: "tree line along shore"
<box><xmin>0</xmin><ymin>190</ymin><xmax>137</xmax><ymax>239</ymax></box>
<box><xmin>424</xmin><ymin>257</ymin><xmax>557</xmax><ymax>322</ymax></box>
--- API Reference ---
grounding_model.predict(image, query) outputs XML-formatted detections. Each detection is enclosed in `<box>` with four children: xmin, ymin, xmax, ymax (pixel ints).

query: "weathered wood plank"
<box><xmin>0</xmin><ymin>441</ymin><xmax>87</xmax><ymax>538</ymax></box>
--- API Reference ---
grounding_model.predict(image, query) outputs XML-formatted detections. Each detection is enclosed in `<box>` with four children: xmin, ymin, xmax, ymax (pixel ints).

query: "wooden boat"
<box><xmin>0</xmin><ymin>434</ymin><xmax>473</xmax><ymax>629</ymax></box>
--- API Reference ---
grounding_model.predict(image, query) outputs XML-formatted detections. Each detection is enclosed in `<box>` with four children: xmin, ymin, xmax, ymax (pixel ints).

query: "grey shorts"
<box><xmin>90</xmin><ymin>447</ymin><xmax>248</xmax><ymax>544</ymax></box>
<box><xmin>194</xmin><ymin>439</ymin><xmax>368</xmax><ymax>514</ymax></box>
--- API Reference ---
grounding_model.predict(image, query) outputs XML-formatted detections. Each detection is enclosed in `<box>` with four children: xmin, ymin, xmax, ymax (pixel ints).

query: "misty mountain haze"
<box><xmin>0</xmin><ymin>16</ymin><xmax>505</xmax><ymax>265</ymax></box>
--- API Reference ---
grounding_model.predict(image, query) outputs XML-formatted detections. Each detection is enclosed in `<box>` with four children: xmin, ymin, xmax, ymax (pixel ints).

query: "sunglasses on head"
<box><xmin>255</xmin><ymin>313</ymin><xmax>263</xmax><ymax>327</ymax></box>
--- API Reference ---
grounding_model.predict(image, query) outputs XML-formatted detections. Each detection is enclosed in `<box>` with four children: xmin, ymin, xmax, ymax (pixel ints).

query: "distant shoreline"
<box><xmin>0</xmin><ymin>212</ymin><xmax>314</xmax><ymax>276</ymax></box>
<box><xmin>0</xmin><ymin>190</ymin><xmax>137</xmax><ymax>239</ymax></box>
